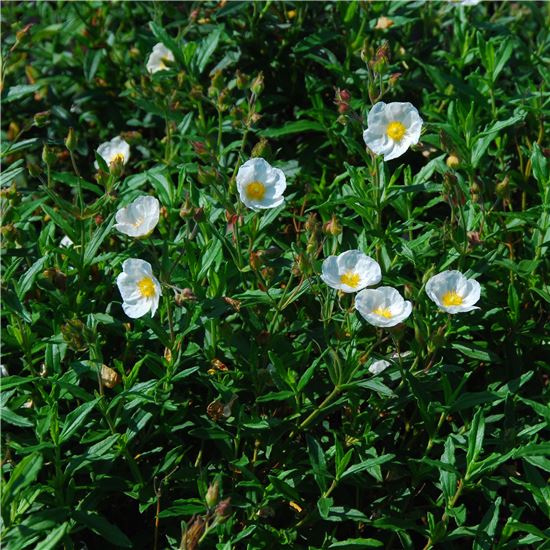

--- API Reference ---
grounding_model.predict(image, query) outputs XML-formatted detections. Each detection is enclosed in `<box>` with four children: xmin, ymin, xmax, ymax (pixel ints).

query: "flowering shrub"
<box><xmin>1</xmin><ymin>2</ymin><xmax>549</xmax><ymax>549</ymax></box>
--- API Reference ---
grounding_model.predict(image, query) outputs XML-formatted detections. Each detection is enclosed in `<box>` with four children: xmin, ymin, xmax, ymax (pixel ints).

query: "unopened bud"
<box><xmin>236</xmin><ymin>69</ymin><xmax>248</xmax><ymax>90</ymax></box>
<box><xmin>100</xmin><ymin>365</ymin><xmax>121</xmax><ymax>389</ymax></box>
<box><xmin>42</xmin><ymin>144</ymin><xmax>56</xmax><ymax>166</ymax></box>
<box><xmin>249</xmin><ymin>251</ymin><xmax>263</xmax><ymax>271</ymax></box>
<box><xmin>15</xmin><ymin>24</ymin><xmax>33</xmax><ymax>45</ymax></box>
<box><xmin>184</xmin><ymin>516</ymin><xmax>206</xmax><ymax>550</ymax></box>
<box><xmin>205</xmin><ymin>479</ymin><xmax>220</xmax><ymax>508</ymax></box>
<box><xmin>495</xmin><ymin>176</ymin><xmax>510</xmax><ymax>199</ymax></box>
<box><xmin>215</xmin><ymin>497</ymin><xmax>232</xmax><ymax>521</ymax></box>
<box><xmin>388</xmin><ymin>72</ymin><xmax>401</xmax><ymax>87</ymax></box>
<box><xmin>251</xmin><ymin>138</ymin><xmax>272</xmax><ymax>160</ymax></box>
<box><xmin>323</xmin><ymin>215</ymin><xmax>342</xmax><ymax>236</ymax></box>
<box><xmin>211</xmin><ymin>70</ymin><xmax>224</xmax><ymax>92</ymax></box>
<box><xmin>251</xmin><ymin>71</ymin><xmax>264</xmax><ymax>96</ymax></box>
<box><xmin>65</xmin><ymin>128</ymin><xmax>77</xmax><ymax>152</ymax></box>
<box><xmin>175</xmin><ymin>288</ymin><xmax>197</xmax><ymax>306</ymax></box>
<box><xmin>109</xmin><ymin>154</ymin><xmax>124</xmax><ymax>178</ymax></box>
<box><xmin>446</xmin><ymin>154</ymin><xmax>460</xmax><ymax>169</ymax></box>
<box><xmin>33</xmin><ymin>110</ymin><xmax>50</xmax><ymax>127</ymax></box>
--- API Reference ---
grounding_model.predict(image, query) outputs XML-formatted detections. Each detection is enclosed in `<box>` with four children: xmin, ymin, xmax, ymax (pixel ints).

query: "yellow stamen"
<box><xmin>340</xmin><ymin>272</ymin><xmax>360</xmax><ymax>288</ymax></box>
<box><xmin>111</xmin><ymin>152</ymin><xmax>125</xmax><ymax>164</ymax></box>
<box><xmin>373</xmin><ymin>306</ymin><xmax>393</xmax><ymax>318</ymax></box>
<box><xmin>137</xmin><ymin>277</ymin><xmax>156</xmax><ymax>298</ymax></box>
<box><xmin>246</xmin><ymin>181</ymin><xmax>266</xmax><ymax>201</ymax></box>
<box><xmin>386</xmin><ymin>121</ymin><xmax>406</xmax><ymax>141</ymax></box>
<box><xmin>132</xmin><ymin>217</ymin><xmax>144</xmax><ymax>228</ymax></box>
<box><xmin>442</xmin><ymin>291</ymin><xmax>463</xmax><ymax>307</ymax></box>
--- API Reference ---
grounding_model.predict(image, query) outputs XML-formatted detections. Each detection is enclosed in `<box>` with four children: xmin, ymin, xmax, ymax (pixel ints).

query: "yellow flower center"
<box><xmin>111</xmin><ymin>153</ymin><xmax>125</xmax><ymax>164</ymax></box>
<box><xmin>340</xmin><ymin>272</ymin><xmax>360</xmax><ymax>288</ymax></box>
<box><xmin>442</xmin><ymin>291</ymin><xmax>463</xmax><ymax>307</ymax></box>
<box><xmin>386</xmin><ymin>121</ymin><xmax>406</xmax><ymax>141</ymax></box>
<box><xmin>137</xmin><ymin>277</ymin><xmax>156</xmax><ymax>298</ymax></box>
<box><xmin>373</xmin><ymin>307</ymin><xmax>393</xmax><ymax>318</ymax></box>
<box><xmin>246</xmin><ymin>181</ymin><xmax>266</xmax><ymax>201</ymax></box>
<box><xmin>132</xmin><ymin>217</ymin><xmax>144</xmax><ymax>228</ymax></box>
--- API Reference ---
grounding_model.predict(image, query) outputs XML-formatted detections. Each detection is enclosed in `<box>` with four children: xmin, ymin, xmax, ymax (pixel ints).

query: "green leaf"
<box><xmin>341</xmin><ymin>454</ymin><xmax>395</xmax><ymax>480</ymax></box>
<box><xmin>72</xmin><ymin>511</ymin><xmax>132</xmax><ymax>548</ymax></box>
<box><xmin>0</xmin><ymin>407</ymin><xmax>34</xmax><ymax>427</ymax></box>
<box><xmin>1</xmin><ymin>453</ymin><xmax>43</xmax><ymax>512</ymax></box>
<box><xmin>16</xmin><ymin>256</ymin><xmax>48</xmax><ymax>300</ymax></box>
<box><xmin>466</xmin><ymin>408</ymin><xmax>485</xmax><ymax>474</ymax></box>
<box><xmin>307</xmin><ymin>435</ymin><xmax>329</xmax><ymax>492</ymax></box>
<box><xmin>317</xmin><ymin>496</ymin><xmax>333</xmax><ymax>520</ymax></box>
<box><xmin>59</xmin><ymin>398</ymin><xmax>99</xmax><ymax>444</ymax></box>
<box><xmin>440</xmin><ymin>436</ymin><xmax>458</xmax><ymax>504</ymax></box>
<box><xmin>194</xmin><ymin>26</ymin><xmax>223</xmax><ymax>74</ymax></box>
<box><xmin>259</xmin><ymin>119</ymin><xmax>325</xmax><ymax>138</ymax></box>
<box><xmin>451</xmin><ymin>342</ymin><xmax>501</xmax><ymax>363</ymax></box>
<box><xmin>83</xmin><ymin>214</ymin><xmax>115</xmax><ymax>266</ymax></box>
<box><xmin>268</xmin><ymin>475</ymin><xmax>301</xmax><ymax>502</ymax></box>
<box><xmin>34</xmin><ymin>522</ymin><xmax>69</xmax><ymax>550</ymax></box>
<box><xmin>329</xmin><ymin>539</ymin><xmax>383</xmax><ymax>548</ymax></box>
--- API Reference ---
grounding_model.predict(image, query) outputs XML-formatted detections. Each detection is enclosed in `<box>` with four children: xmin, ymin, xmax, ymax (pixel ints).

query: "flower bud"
<box><xmin>211</xmin><ymin>70</ymin><xmax>224</xmax><ymax>92</ymax></box>
<box><xmin>15</xmin><ymin>24</ymin><xmax>33</xmax><ymax>45</ymax></box>
<box><xmin>323</xmin><ymin>215</ymin><xmax>342</xmax><ymax>236</ymax></box>
<box><xmin>100</xmin><ymin>365</ymin><xmax>121</xmax><ymax>389</ymax></box>
<box><xmin>446</xmin><ymin>154</ymin><xmax>460</xmax><ymax>169</ymax></box>
<box><xmin>235</xmin><ymin>69</ymin><xmax>248</xmax><ymax>90</ymax></box>
<box><xmin>179</xmin><ymin>196</ymin><xmax>194</xmax><ymax>218</ymax></box>
<box><xmin>183</xmin><ymin>516</ymin><xmax>205</xmax><ymax>550</ymax></box>
<box><xmin>42</xmin><ymin>144</ymin><xmax>56</xmax><ymax>167</ymax></box>
<box><xmin>251</xmin><ymin>71</ymin><xmax>264</xmax><ymax>96</ymax></box>
<box><xmin>251</xmin><ymin>137</ymin><xmax>272</xmax><ymax>160</ymax></box>
<box><xmin>109</xmin><ymin>154</ymin><xmax>124</xmax><ymax>178</ymax></box>
<box><xmin>33</xmin><ymin>110</ymin><xmax>50</xmax><ymax>127</ymax></box>
<box><xmin>495</xmin><ymin>176</ymin><xmax>510</xmax><ymax>199</ymax></box>
<box><xmin>214</xmin><ymin>497</ymin><xmax>232</xmax><ymax>522</ymax></box>
<box><xmin>205</xmin><ymin>479</ymin><xmax>220</xmax><ymax>508</ymax></box>
<box><xmin>388</xmin><ymin>72</ymin><xmax>401</xmax><ymax>87</ymax></box>
<box><xmin>61</xmin><ymin>319</ymin><xmax>93</xmax><ymax>352</ymax></box>
<box><xmin>65</xmin><ymin>127</ymin><xmax>77</xmax><ymax>152</ymax></box>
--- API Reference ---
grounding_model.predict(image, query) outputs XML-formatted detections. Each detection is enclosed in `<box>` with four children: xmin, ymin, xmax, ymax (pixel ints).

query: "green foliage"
<box><xmin>1</xmin><ymin>1</ymin><xmax>549</xmax><ymax>549</ymax></box>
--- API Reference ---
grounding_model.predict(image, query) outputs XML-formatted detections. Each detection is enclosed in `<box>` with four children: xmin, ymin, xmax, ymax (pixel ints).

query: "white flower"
<box><xmin>450</xmin><ymin>0</ymin><xmax>481</xmax><ymax>5</ymax></box>
<box><xmin>60</xmin><ymin>235</ymin><xmax>74</xmax><ymax>248</ymax></box>
<box><xmin>0</xmin><ymin>365</ymin><xmax>8</xmax><ymax>377</ymax></box>
<box><xmin>94</xmin><ymin>136</ymin><xmax>130</xmax><ymax>169</ymax></box>
<box><xmin>321</xmin><ymin>250</ymin><xmax>381</xmax><ymax>293</ymax></box>
<box><xmin>146</xmin><ymin>43</ymin><xmax>175</xmax><ymax>74</ymax></box>
<box><xmin>355</xmin><ymin>286</ymin><xmax>412</xmax><ymax>328</ymax></box>
<box><xmin>114</xmin><ymin>196</ymin><xmax>160</xmax><ymax>238</ymax></box>
<box><xmin>425</xmin><ymin>270</ymin><xmax>481</xmax><ymax>314</ymax></box>
<box><xmin>236</xmin><ymin>158</ymin><xmax>286</xmax><ymax>211</ymax></box>
<box><xmin>368</xmin><ymin>359</ymin><xmax>391</xmax><ymax>375</ymax></box>
<box><xmin>363</xmin><ymin>102</ymin><xmax>423</xmax><ymax>161</ymax></box>
<box><xmin>116</xmin><ymin>259</ymin><xmax>162</xmax><ymax>318</ymax></box>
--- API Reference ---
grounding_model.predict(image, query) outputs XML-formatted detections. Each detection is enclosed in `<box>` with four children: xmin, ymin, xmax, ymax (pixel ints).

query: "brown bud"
<box><xmin>222</xmin><ymin>296</ymin><xmax>241</xmax><ymax>311</ymax></box>
<box><xmin>251</xmin><ymin>137</ymin><xmax>272</xmax><ymax>160</ymax></box>
<box><xmin>100</xmin><ymin>365</ymin><xmax>121</xmax><ymax>389</ymax></box>
<box><xmin>446</xmin><ymin>154</ymin><xmax>460</xmax><ymax>169</ymax></box>
<box><xmin>215</xmin><ymin>497</ymin><xmax>232</xmax><ymax>521</ymax></box>
<box><xmin>323</xmin><ymin>215</ymin><xmax>342</xmax><ymax>236</ymax></box>
<box><xmin>375</xmin><ymin>16</ymin><xmax>394</xmax><ymax>30</ymax></box>
<box><xmin>183</xmin><ymin>516</ymin><xmax>206</xmax><ymax>550</ymax></box>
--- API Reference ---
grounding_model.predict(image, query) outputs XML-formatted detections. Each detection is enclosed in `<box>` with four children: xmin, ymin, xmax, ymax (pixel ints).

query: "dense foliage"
<box><xmin>1</xmin><ymin>1</ymin><xmax>549</xmax><ymax>549</ymax></box>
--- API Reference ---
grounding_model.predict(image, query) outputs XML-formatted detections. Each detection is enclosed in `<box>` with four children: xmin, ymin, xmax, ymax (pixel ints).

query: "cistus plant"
<box><xmin>1</xmin><ymin>1</ymin><xmax>549</xmax><ymax>549</ymax></box>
